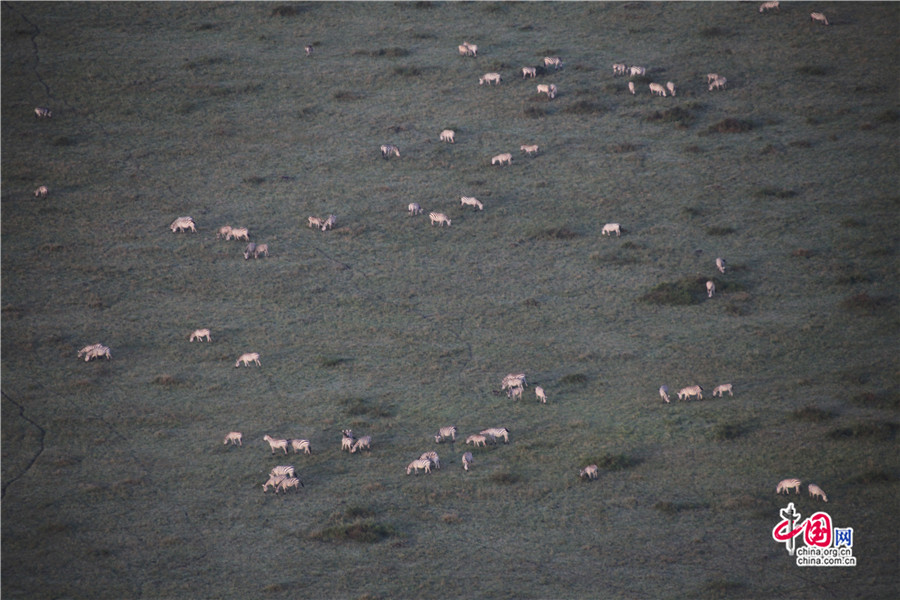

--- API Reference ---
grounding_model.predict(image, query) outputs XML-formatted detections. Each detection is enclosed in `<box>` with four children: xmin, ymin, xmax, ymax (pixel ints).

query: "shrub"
<box><xmin>271</xmin><ymin>5</ymin><xmax>302</xmax><ymax>17</ymax></box>
<box><xmin>791</xmin><ymin>406</ymin><xmax>837</xmax><ymax>422</ymax></box>
<box><xmin>639</xmin><ymin>277</ymin><xmax>708</xmax><ymax>306</ymax></box>
<box><xmin>828</xmin><ymin>422</ymin><xmax>898</xmax><ymax>441</ymax></box>
<box><xmin>711</xmin><ymin>422</ymin><xmax>746</xmax><ymax>441</ymax></box>
<box><xmin>645</xmin><ymin>106</ymin><xmax>695</xmax><ymax>128</ymax></box>
<box><xmin>563</xmin><ymin>100</ymin><xmax>606</xmax><ymax>115</ymax></box>
<box><xmin>708</xmin><ymin>118</ymin><xmax>753</xmax><ymax>134</ymax></box>
<box><xmin>653</xmin><ymin>500</ymin><xmax>709</xmax><ymax>514</ymax></box>
<box><xmin>558</xmin><ymin>373</ymin><xmax>589</xmax><ymax>386</ymax></box>
<box><xmin>706</xmin><ymin>226</ymin><xmax>736</xmax><ymax>236</ymax></box>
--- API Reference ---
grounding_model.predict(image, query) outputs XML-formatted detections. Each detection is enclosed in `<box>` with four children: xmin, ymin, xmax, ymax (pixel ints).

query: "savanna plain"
<box><xmin>2</xmin><ymin>2</ymin><xmax>898</xmax><ymax>599</ymax></box>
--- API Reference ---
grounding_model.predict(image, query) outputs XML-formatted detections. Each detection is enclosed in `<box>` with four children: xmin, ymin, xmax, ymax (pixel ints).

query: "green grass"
<box><xmin>2</xmin><ymin>2</ymin><xmax>899</xmax><ymax>599</ymax></box>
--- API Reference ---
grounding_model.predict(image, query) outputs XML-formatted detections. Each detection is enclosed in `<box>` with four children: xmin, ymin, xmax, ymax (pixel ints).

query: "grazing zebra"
<box><xmin>460</xmin><ymin>196</ymin><xmax>483</xmax><ymax>210</ymax></box>
<box><xmin>429</xmin><ymin>212</ymin><xmax>451</xmax><ymax>227</ymax></box>
<box><xmin>810</xmin><ymin>11</ymin><xmax>828</xmax><ymax>25</ymax></box>
<box><xmin>535</xmin><ymin>386</ymin><xmax>547</xmax><ymax>404</ymax></box>
<box><xmin>276</xmin><ymin>477</ymin><xmax>303</xmax><ymax>493</ymax></box>
<box><xmin>84</xmin><ymin>345</ymin><xmax>111</xmax><ymax>361</ymax></box>
<box><xmin>481</xmin><ymin>427</ymin><xmax>510</xmax><ymax>443</ymax></box>
<box><xmin>189</xmin><ymin>328</ymin><xmax>211</xmax><ymax>342</ymax></box>
<box><xmin>808</xmin><ymin>483</ymin><xmax>828</xmax><ymax>502</ymax></box>
<box><xmin>223</xmin><ymin>431</ymin><xmax>243</xmax><ymax>446</ymax></box>
<box><xmin>440</xmin><ymin>129</ymin><xmax>455</xmax><ymax>143</ymax></box>
<box><xmin>341</xmin><ymin>430</ymin><xmax>355</xmax><ymax>452</ymax></box>
<box><xmin>350</xmin><ymin>435</ymin><xmax>372</xmax><ymax>453</ymax></box>
<box><xmin>252</xmin><ymin>243</ymin><xmax>269</xmax><ymax>258</ymax></box>
<box><xmin>716</xmin><ymin>257</ymin><xmax>726</xmax><ymax>274</ymax></box>
<box><xmin>520</xmin><ymin>144</ymin><xmax>539</xmax><ymax>156</ymax></box>
<box><xmin>479</xmin><ymin>72</ymin><xmax>501</xmax><ymax>85</ymax></box>
<box><xmin>170</xmin><ymin>216</ymin><xmax>196</xmax><ymax>233</ymax></box>
<box><xmin>712</xmin><ymin>383</ymin><xmax>733</xmax><ymax>397</ymax></box>
<box><xmin>666</xmin><ymin>81</ymin><xmax>676</xmax><ymax>97</ymax></box>
<box><xmin>321</xmin><ymin>214</ymin><xmax>336</xmax><ymax>231</ymax></box>
<box><xmin>706</xmin><ymin>73</ymin><xmax>720</xmax><ymax>84</ymax></box>
<box><xmin>659</xmin><ymin>385</ymin><xmax>670</xmax><ymax>403</ymax></box>
<box><xmin>777</xmin><ymin>478</ymin><xmax>801</xmax><ymax>495</ymax></box>
<box><xmin>502</xmin><ymin>373</ymin><xmax>527</xmax><ymax>389</ymax></box>
<box><xmin>270</xmin><ymin>465</ymin><xmax>295</xmax><ymax>479</ymax></box>
<box><xmin>628</xmin><ymin>81</ymin><xmax>635</xmax><ymax>95</ymax></box>
<box><xmin>290</xmin><ymin>439</ymin><xmax>311</xmax><ymax>454</ymax></box>
<box><xmin>243</xmin><ymin>243</ymin><xmax>256</xmax><ymax>260</ymax></box>
<box><xmin>707</xmin><ymin>280</ymin><xmax>716</xmax><ymax>298</ymax></box>
<box><xmin>491</xmin><ymin>153</ymin><xmax>512</xmax><ymax>166</ymax></box>
<box><xmin>263</xmin><ymin>435</ymin><xmax>289</xmax><ymax>455</ymax></box>
<box><xmin>466</xmin><ymin>434</ymin><xmax>488</xmax><ymax>447</ymax></box>
<box><xmin>462</xmin><ymin>452</ymin><xmax>474</xmax><ymax>471</ymax></box>
<box><xmin>407</xmin><ymin>458</ymin><xmax>432</xmax><ymax>475</ymax></box>
<box><xmin>34</xmin><ymin>107</ymin><xmax>52</xmax><ymax>118</ymax></box>
<box><xmin>77</xmin><ymin>343</ymin><xmax>104</xmax><ymax>359</ymax></box>
<box><xmin>602</xmin><ymin>223</ymin><xmax>621</xmax><ymax>237</ymax></box>
<box><xmin>507</xmin><ymin>385</ymin><xmax>524</xmax><ymax>401</ymax></box>
<box><xmin>308</xmin><ymin>216</ymin><xmax>325</xmax><ymax>229</ymax></box>
<box><xmin>629</xmin><ymin>65</ymin><xmax>646</xmax><ymax>77</ymax></box>
<box><xmin>216</xmin><ymin>225</ymin><xmax>233</xmax><ymax>239</ymax></box>
<box><xmin>580</xmin><ymin>464</ymin><xmax>599</xmax><ymax>480</ymax></box>
<box><xmin>305</xmin><ymin>44</ymin><xmax>314</xmax><ymax>56</ymax></box>
<box><xmin>677</xmin><ymin>385</ymin><xmax>703</xmax><ymax>401</ymax></box>
<box><xmin>759</xmin><ymin>1</ymin><xmax>779</xmax><ymax>12</ymax></box>
<box><xmin>522</xmin><ymin>66</ymin><xmax>537</xmax><ymax>79</ymax></box>
<box><xmin>612</xmin><ymin>63</ymin><xmax>627</xmax><ymax>76</ymax></box>
<box><xmin>536</xmin><ymin>83</ymin><xmax>557</xmax><ymax>99</ymax></box>
<box><xmin>649</xmin><ymin>82</ymin><xmax>667</xmax><ymax>97</ymax></box>
<box><xmin>408</xmin><ymin>202</ymin><xmax>423</xmax><ymax>216</ymax></box>
<box><xmin>462</xmin><ymin>42</ymin><xmax>477</xmax><ymax>57</ymax></box>
<box><xmin>543</xmin><ymin>56</ymin><xmax>563</xmax><ymax>70</ymax></box>
<box><xmin>381</xmin><ymin>144</ymin><xmax>400</xmax><ymax>158</ymax></box>
<box><xmin>434</xmin><ymin>426</ymin><xmax>457</xmax><ymax>443</ymax></box>
<box><xmin>458</xmin><ymin>44</ymin><xmax>470</xmax><ymax>56</ymax></box>
<box><xmin>262</xmin><ymin>475</ymin><xmax>285</xmax><ymax>492</ymax></box>
<box><xmin>419</xmin><ymin>451</ymin><xmax>441</xmax><ymax>469</ymax></box>
<box><xmin>226</xmin><ymin>227</ymin><xmax>249</xmax><ymax>241</ymax></box>
<box><xmin>34</xmin><ymin>185</ymin><xmax>49</xmax><ymax>198</ymax></box>
<box><xmin>709</xmin><ymin>76</ymin><xmax>727</xmax><ymax>91</ymax></box>
<box><xmin>235</xmin><ymin>352</ymin><xmax>260</xmax><ymax>367</ymax></box>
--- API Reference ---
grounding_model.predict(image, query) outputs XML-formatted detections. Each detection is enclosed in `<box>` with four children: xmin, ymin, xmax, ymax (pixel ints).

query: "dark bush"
<box><xmin>645</xmin><ymin>106</ymin><xmax>695</xmax><ymax>128</ymax></box>
<box><xmin>708</xmin><ymin>118</ymin><xmax>753</xmax><ymax>134</ymax></box>
<box><xmin>791</xmin><ymin>406</ymin><xmax>837</xmax><ymax>422</ymax></box>
<box><xmin>639</xmin><ymin>277</ymin><xmax>708</xmax><ymax>305</ymax></box>
<box><xmin>559</xmin><ymin>373</ymin><xmax>589</xmax><ymax>386</ymax></box>
<box><xmin>271</xmin><ymin>5</ymin><xmax>302</xmax><ymax>17</ymax></box>
<box><xmin>563</xmin><ymin>100</ymin><xmax>606</xmax><ymax>115</ymax></box>
<box><xmin>828</xmin><ymin>422</ymin><xmax>898</xmax><ymax>440</ymax></box>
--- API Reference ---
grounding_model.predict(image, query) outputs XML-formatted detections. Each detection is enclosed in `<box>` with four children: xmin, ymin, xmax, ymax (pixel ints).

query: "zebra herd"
<box><xmin>776</xmin><ymin>478</ymin><xmax>828</xmax><ymax>502</ymax></box>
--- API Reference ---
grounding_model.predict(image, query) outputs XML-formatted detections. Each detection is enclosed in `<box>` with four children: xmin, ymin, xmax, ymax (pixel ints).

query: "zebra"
<box><xmin>707</xmin><ymin>280</ymin><xmax>716</xmax><ymax>298</ymax></box>
<box><xmin>462</xmin><ymin>452</ymin><xmax>474</xmax><ymax>471</ymax></box>
<box><xmin>649</xmin><ymin>82</ymin><xmax>667</xmax><ymax>97</ymax></box>
<box><xmin>520</xmin><ymin>144</ymin><xmax>539</xmax><ymax>156</ymax></box>
<box><xmin>535</xmin><ymin>386</ymin><xmax>547</xmax><ymax>404</ymax></box>
<box><xmin>243</xmin><ymin>243</ymin><xmax>257</xmax><ymax>260</ymax></box>
<box><xmin>462</xmin><ymin>42</ymin><xmax>477</xmax><ymax>57</ymax></box>
<box><xmin>460</xmin><ymin>196</ymin><xmax>483</xmax><ymax>210</ymax></box>
<box><xmin>543</xmin><ymin>56</ymin><xmax>563</xmax><ymax>70</ymax></box>
<box><xmin>716</xmin><ymin>257</ymin><xmax>727</xmax><ymax>274</ymax></box>
<box><xmin>440</xmin><ymin>129</ymin><xmax>455</xmax><ymax>143</ymax></box>
<box><xmin>808</xmin><ymin>484</ymin><xmax>828</xmax><ymax>502</ymax></box>
<box><xmin>601</xmin><ymin>223</ymin><xmax>621</xmax><ymax>237</ymax></box>
<box><xmin>216</xmin><ymin>225</ymin><xmax>232</xmax><ymax>239</ymax></box>
<box><xmin>629</xmin><ymin>65</ymin><xmax>646</xmax><ymax>77</ymax></box>
<box><xmin>262</xmin><ymin>475</ymin><xmax>285</xmax><ymax>492</ymax></box>
<box><xmin>479</xmin><ymin>72</ymin><xmax>501</xmax><ymax>85</ymax></box>
<box><xmin>759</xmin><ymin>1</ymin><xmax>779</xmax><ymax>12</ymax></box>
<box><xmin>77</xmin><ymin>343</ymin><xmax>104</xmax><ymax>359</ymax></box>
<box><xmin>408</xmin><ymin>202</ymin><xmax>423</xmax><ymax>216</ymax></box>
<box><xmin>612</xmin><ymin>63</ymin><xmax>627</xmax><ymax>76</ymax></box>
<box><xmin>712</xmin><ymin>384</ymin><xmax>733</xmax><ymax>397</ymax></box>
<box><xmin>481</xmin><ymin>427</ymin><xmax>510</xmax><ymax>443</ymax></box>
<box><xmin>170</xmin><ymin>216</ymin><xmax>196</xmax><ymax>233</ymax></box>
<box><xmin>491</xmin><ymin>153</ymin><xmax>512</xmax><ymax>165</ymax></box>
<box><xmin>677</xmin><ymin>385</ymin><xmax>703</xmax><ymax>401</ymax></box>
<box><xmin>429</xmin><ymin>212</ymin><xmax>451</xmax><ymax>227</ymax></box>
<box><xmin>666</xmin><ymin>81</ymin><xmax>676</xmax><ymax>97</ymax></box>
<box><xmin>407</xmin><ymin>459</ymin><xmax>432</xmax><ymax>475</ymax></box>
<box><xmin>276</xmin><ymin>477</ymin><xmax>303</xmax><ymax>493</ymax></box>
<box><xmin>659</xmin><ymin>385</ymin><xmax>670</xmax><ymax>403</ymax></box>
<box><xmin>226</xmin><ymin>227</ymin><xmax>249</xmax><ymax>241</ymax></box>
<box><xmin>290</xmin><ymin>439</ymin><xmax>311</xmax><ymax>455</ymax></box>
<box><xmin>466</xmin><ymin>434</ymin><xmax>488</xmax><ymax>447</ymax></box>
<box><xmin>223</xmin><ymin>431</ymin><xmax>243</xmax><ymax>446</ymax></box>
<box><xmin>580</xmin><ymin>465</ymin><xmax>599</xmax><ymax>480</ymax></box>
<box><xmin>810</xmin><ymin>11</ymin><xmax>828</xmax><ymax>25</ymax></box>
<box><xmin>434</xmin><ymin>426</ymin><xmax>457</xmax><ymax>443</ymax></box>
<box><xmin>33</xmin><ymin>185</ymin><xmax>49</xmax><ymax>198</ymax></box>
<box><xmin>350</xmin><ymin>435</ymin><xmax>372</xmax><ymax>453</ymax></box>
<box><xmin>708</xmin><ymin>76</ymin><xmax>727</xmax><ymax>91</ymax></box>
<box><xmin>308</xmin><ymin>216</ymin><xmax>325</xmax><ymax>229</ymax></box>
<box><xmin>777</xmin><ymin>478</ymin><xmax>801</xmax><ymax>495</ymax></box>
<box><xmin>270</xmin><ymin>465</ymin><xmax>295</xmax><ymax>479</ymax></box>
<box><xmin>252</xmin><ymin>243</ymin><xmax>269</xmax><ymax>258</ymax></box>
<box><xmin>341</xmin><ymin>430</ymin><xmax>355</xmax><ymax>452</ymax></box>
<box><xmin>304</xmin><ymin>44</ymin><xmax>314</xmax><ymax>56</ymax></box>
<box><xmin>321</xmin><ymin>214</ymin><xmax>336</xmax><ymax>231</ymax></box>
<box><xmin>507</xmin><ymin>385</ymin><xmax>524</xmax><ymax>401</ymax></box>
<box><xmin>502</xmin><ymin>373</ymin><xmax>527</xmax><ymax>389</ymax></box>
<box><xmin>263</xmin><ymin>435</ymin><xmax>289</xmax><ymax>455</ymax></box>
<box><xmin>34</xmin><ymin>107</ymin><xmax>52</xmax><ymax>118</ymax></box>
<box><xmin>190</xmin><ymin>328</ymin><xmax>211</xmax><ymax>342</ymax></box>
<box><xmin>536</xmin><ymin>83</ymin><xmax>556</xmax><ymax>99</ymax></box>
<box><xmin>522</xmin><ymin>66</ymin><xmax>537</xmax><ymax>78</ymax></box>
<box><xmin>235</xmin><ymin>352</ymin><xmax>260</xmax><ymax>367</ymax></box>
<box><xmin>419</xmin><ymin>451</ymin><xmax>440</xmax><ymax>469</ymax></box>
<box><xmin>381</xmin><ymin>144</ymin><xmax>400</xmax><ymax>158</ymax></box>
<box><xmin>84</xmin><ymin>345</ymin><xmax>111</xmax><ymax>361</ymax></box>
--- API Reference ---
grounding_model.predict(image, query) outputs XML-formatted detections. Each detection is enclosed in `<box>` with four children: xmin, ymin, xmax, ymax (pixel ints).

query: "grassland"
<box><xmin>2</xmin><ymin>2</ymin><xmax>898</xmax><ymax>599</ymax></box>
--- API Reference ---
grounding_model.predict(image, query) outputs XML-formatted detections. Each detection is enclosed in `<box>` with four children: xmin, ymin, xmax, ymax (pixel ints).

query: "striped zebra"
<box><xmin>759</xmin><ymin>1</ymin><xmax>779</xmax><ymax>12</ymax></box>
<box><xmin>381</xmin><ymin>144</ymin><xmax>400</xmax><ymax>158</ymax></box>
<box><xmin>34</xmin><ymin>185</ymin><xmax>49</xmax><ymax>198</ymax></box>
<box><xmin>462</xmin><ymin>42</ymin><xmax>477</xmax><ymax>57</ymax></box>
<box><xmin>223</xmin><ymin>431</ymin><xmax>242</xmax><ymax>446</ymax></box>
<box><xmin>460</xmin><ymin>196</ymin><xmax>483</xmax><ymax>210</ymax></box>
<box><xmin>810</xmin><ymin>11</ymin><xmax>828</xmax><ymax>25</ymax></box>
<box><xmin>659</xmin><ymin>385</ymin><xmax>670</xmax><ymax>403</ymax></box>
<box><xmin>522</xmin><ymin>66</ymin><xmax>537</xmax><ymax>79</ymax></box>
<box><xmin>262</xmin><ymin>475</ymin><xmax>285</xmax><ymax>492</ymax></box>
<box><xmin>712</xmin><ymin>383</ymin><xmax>733</xmax><ymax>397</ymax></box>
<box><xmin>440</xmin><ymin>129</ymin><xmax>455</xmax><ymax>143</ymax></box>
<box><xmin>708</xmin><ymin>76</ymin><xmax>727</xmax><ymax>91</ymax></box>
<box><xmin>190</xmin><ymin>328</ymin><xmax>211</xmax><ymax>342</ymax></box>
<box><xmin>502</xmin><ymin>373</ymin><xmax>527</xmax><ymax>389</ymax></box>
<box><xmin>536</xmin><ymin>84</ymin><xmax>556</xmax><ymax>99</ymax></box>
<box><xmin>252</xmin><ymin>243</ymin><xmax>269</xmax><ymax>258</ymax></box>
<box><xmin>776</xmin><ymin>478</ymin><xmax>801</xmax><ymax>495</ymax></box>
<box><xmin>350</xmin><ymin>435</ymin><xmax>372</xmax><ymax>453</ymax></box>
<box><xmin>235</xmin><ymin>352</ymin><xmax>260</xmax><ymax>367</ymax></box>
<box><xmin>408</xmin><ymin>202</ymin><xmax>423</xmax><ymax>216</ymax></box>
<box><xmin>507</xmin><ymin>385</ymin><xmax>524</xmax><ymax>401</ymax></box>
<box><xmin>270</xmin><ymin>465</ymin><xmax>295</xmax><ymax>479</ymax></box>
<box><xmin>481</xmin><ymin>427</ymin><xmax>509</xmax><ymax>444</ymax></box>
<box><xmin>462</xmin><ymin>452</ymin><xmax>474</xmax><ymax>471</ymax></box>
<box><xmin>216</xmin><ymin>225</ymin><xmax>233</xmax><ymax>239</ymax></box>
<box><xmin>308</xmin><ymin>216</ymin><xmax>325</xmax><ymax>229</ymax></box>
<box><xmin>629</xmin><ymin>65</ymin><xmax>646</xmax><ymax>77</ymax></box>
<box><xmin>407</xmin><ymin>459</ymin><xmax>432</xmax><ymax>475</ymax></box>
<box><xmin>716</xmin><ymin>257</ymin><xmax>726</xmax><ymax>274</ymax></box>
<box><xmin>707</xmin><ymin>280</ymin><xmax>716</xmax><ymax>298</ymax></box>
<box><xmin>520</xmin><ymin>144</ymin><xmax>539</xmax><ymax>156</ymax></box>
<box><xmin>491</xmin><ymin>152</ymin><xmax>512</xmax><ymax>166</ymax></box>
<box><xmin>321</xmin><ymin>214</ymin><xmax>336</xmax><ymax>231</ymax></box>
<box><xmin>612</xmin><ymin>63</ymin><xmax>627</xmax><ymax>76</ymax></box>
<box><xmin>263</xmin><ymin>435</ymin><xmax>289</xmax><ymax>455</ymax></box>
<box><xmin>535</xmin><ymin>386</ymin><xmax>547</xmax><ymax>404</ymax></box>
<box><xmin>276</xmin><ymin>477</ymin><xmax>303</xmax><ymax>493</ymax></box>
<box><xmin>649</xmin><ymin>82</ymin><xmax>667</xmax><ymax>97</ymax></box>
<box><xmin>580</xmin><ymin>464</ymin><xmax>599</xmax><ymax>480</ymax></box>
<box><xmin>479</xmin><ymin>72</ymin><xmax>501</xmax><ymax>85</ymax></box>
<box><xmin>243</xmin><ymin>243</ymin><xmax>256</xmax><ymax>260</ymax></box>
<box><xmin>677</xmin><ymin>385</ymin><xmax>703</xmax><ymax>401</ymax></box>
<box><xmin>170</xmin><ymin>216</ymin><xmax>196</xmax><ymax>233</ymax></box>
<box><xmin>341</xmin><ymin>431</ymin><xmax>355</xmax><ymax>452</ymax></box>
<box><xmin>226</xmin><ymin>227</ymin><xmax>249</xmax><ymax>241</ymax></box>
<box><xmin>808</xmin><ymin>483</ymin><xmax>828</xmax><ymax>502</ymax></box>
<box><xmin>77</xmin><ymin>343</ymin><xmax>104</xmax><ymax>359</ymax></box>
<box><xmin>543</xmin><ymin>56</ymin><xmax>563</xmax><ymax>70</ymax></box>
<box><xmin>419</xmin><ymin>451</ymin><xmax>440</xmax><ymax>469</ymax></box>
<box><xmin>466</xmin><ymin>434</ymin><xmax>488</xmax><ymax>447</ymax></box>
<box><xmin>84</xmin><ymin>345</ymin><xmax>111</xmax><ymax>361</ymax></box>
<box><xmin>434</xmin><ymin>426</ymin><xmax>457</xmax><ymax>443</ymax></box>
<box><xmin>429</xmin><ymin>212</ymin><xmax>451</xmax><ymax>227</ymax></box>
<box><xmin>34</xmin><ymin>107</ymin><xmax>52</xmax><ymax>118</ymax></box>
<box><xmin>290</xmin><ymin>439</ymin><xmax>311</xmax><ymax>455</ymax></box>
